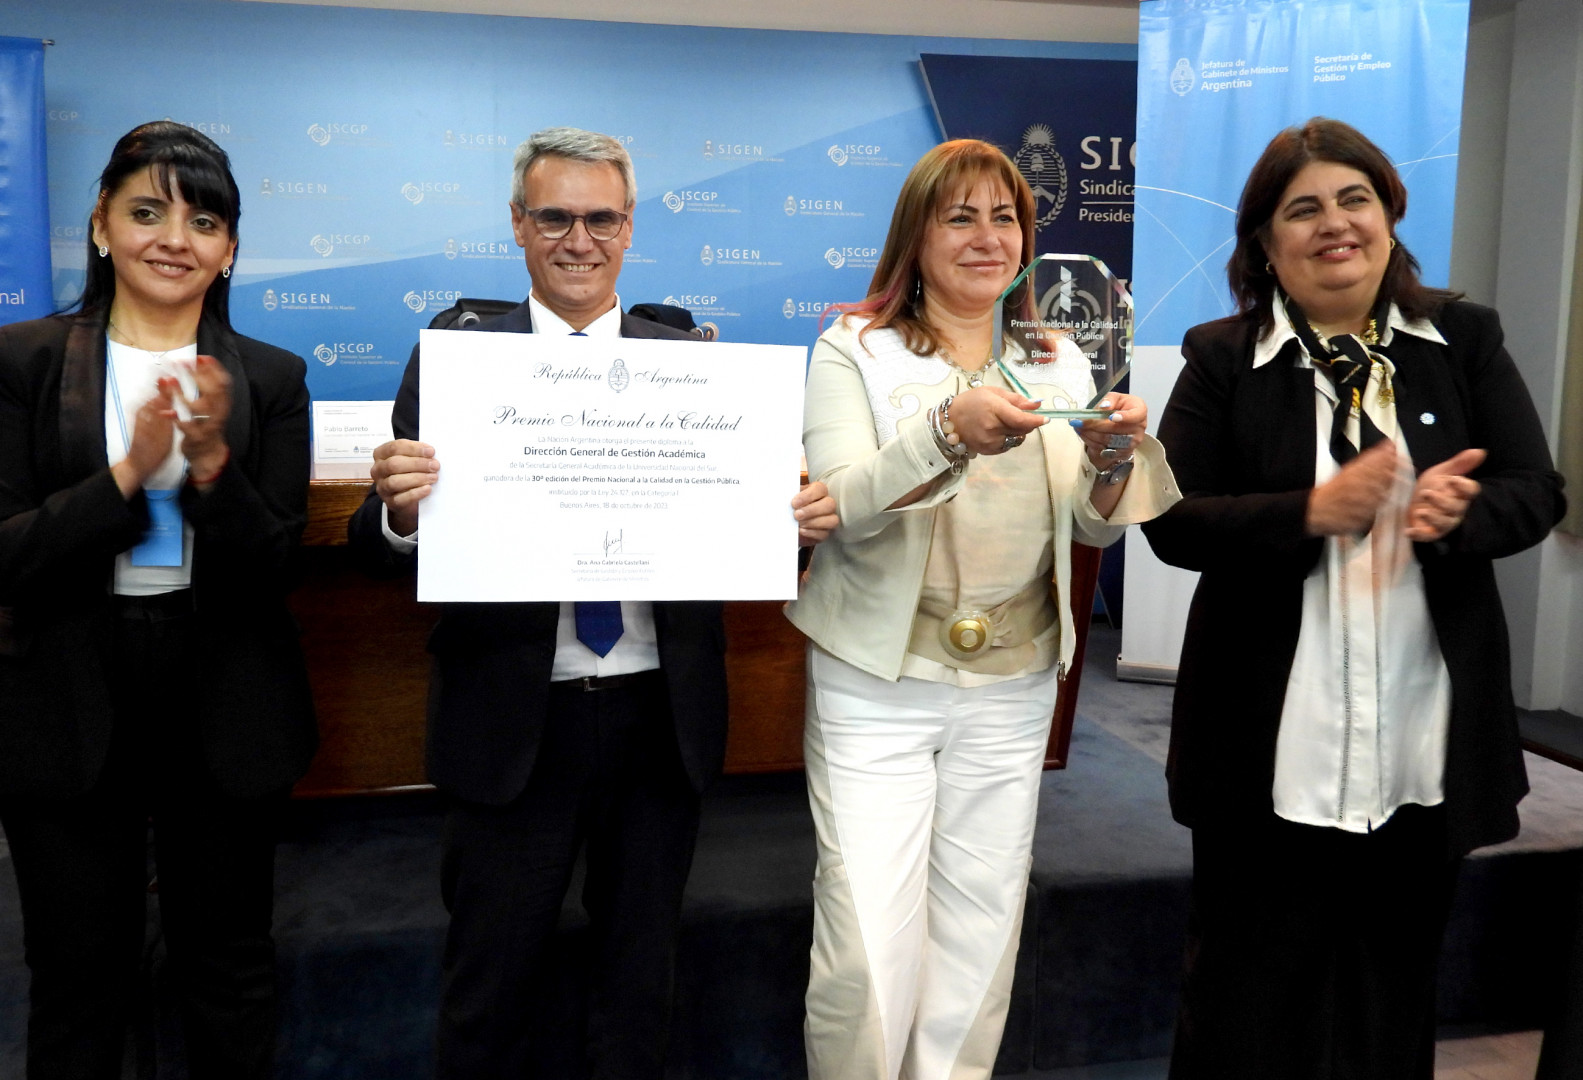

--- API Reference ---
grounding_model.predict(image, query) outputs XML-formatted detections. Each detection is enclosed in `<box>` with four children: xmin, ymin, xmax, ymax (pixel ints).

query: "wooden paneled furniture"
<box><xmin>289</xmin><ymin>481</ymin><xmax>1101</xmax><ymax>796</ymax></box>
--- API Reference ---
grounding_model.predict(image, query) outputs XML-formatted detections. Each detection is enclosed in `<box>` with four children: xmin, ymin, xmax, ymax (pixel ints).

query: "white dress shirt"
<box><xmin>1259</xmin><ymin>298</ymin><xmax>1453</xmax><ymax>832</ymax></box>
<box><xmin>381</xmin><ymin>294</ymin><xmax>660</xmax><ymax>679</ymax></box>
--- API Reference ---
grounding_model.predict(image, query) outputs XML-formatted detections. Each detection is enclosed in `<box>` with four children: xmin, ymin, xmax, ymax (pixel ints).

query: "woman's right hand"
<box><xmin>942</xmin><ymin>386</ymin><xmax>1045</xmax><ymax>455</ymax></box>
<box><xmin>1304</xmin><ymin>439</ymin><xmax>1397</xmax><ymax>536</ymax></box>
<box><xmin>111</xmin><ymin>394</ymin><xmax>176</xmax><ymax>499</ymax></box>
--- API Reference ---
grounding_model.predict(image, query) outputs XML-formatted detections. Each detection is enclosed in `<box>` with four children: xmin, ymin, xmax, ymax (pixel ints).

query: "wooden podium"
<box><xmin>288</xmin><ymin>481</ymin><xmax>1101</xmax><ymax>797</ymax></box>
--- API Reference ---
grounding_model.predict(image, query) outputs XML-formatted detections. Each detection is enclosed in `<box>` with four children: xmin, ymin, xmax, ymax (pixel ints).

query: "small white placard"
<box><xmin>312</xmin><ymin>401</ymin><xmax>393</xmax><ymax>479</ymax></box>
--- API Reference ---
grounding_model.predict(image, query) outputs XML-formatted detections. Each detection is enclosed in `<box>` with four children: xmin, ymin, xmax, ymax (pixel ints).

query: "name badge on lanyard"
<box><xmin>109</xmin><ymin>356</ymin><xmax>185</xmax><ymax>567</ymax></box>
<box><xmin>132</xmin><ymin>490</ymin><xmax>184</xmax><ymax>566</ymax></box>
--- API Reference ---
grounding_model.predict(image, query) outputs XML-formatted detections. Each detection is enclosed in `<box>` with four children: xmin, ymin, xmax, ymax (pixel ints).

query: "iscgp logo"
<box><xmin>824</xmin><ymin>248</ymin><xmax>846</xmax><ymax>269</ymax></box>
<box><xmin>1170</xmin><ymin>58</ymin><xmax>1196</xmax><ymax>96</ymax></box>
<box><xmin>401</xmin><ymin>183</ymin><xmax>425</xmax><ymax>205</ymax></box>
<box><xmin>827</xmin><ymin>145</ymin><xmax>849</xmax><ymax>167</ymax></box>
<box><xmin>404</xmin><ymin>289</ymin><xmax>461</xmax><ymax>314</ymax></box>
<box><xmin>311</xmin><ymin>235</ymin><xmax>334</xmax><ymax>257</ymax></box>
<box><xmin>307</xmin><ymin>122</ymin><xmax>369</xmax><ymax>146</ymax></box>
<box><xmin>313</xmin><ymin>344</ymin><xmax>337</xmax><ymax>366</ymax></box>
<box><xmin>663</xmin><ymin>192</ymin><xmax>685</xmax><ymax>213</ymax></box>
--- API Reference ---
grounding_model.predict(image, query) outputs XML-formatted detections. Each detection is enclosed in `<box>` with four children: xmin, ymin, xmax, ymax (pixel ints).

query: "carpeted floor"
<box><xmin>3</xmin><ymin>624</ymin><xmax>1581</xmax><ymax>1077</ymax></box>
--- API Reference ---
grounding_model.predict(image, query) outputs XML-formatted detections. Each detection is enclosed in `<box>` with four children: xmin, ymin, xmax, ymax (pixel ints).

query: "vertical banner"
<box><xmin>1122</xmin><ymin>0</ymin><xmax>1471</xmax><ymax>677</ymax></box>
<box><xmin>0</xmin><ymin>37</ymin><xmax>52</xmax><ymax>327</ymax></box>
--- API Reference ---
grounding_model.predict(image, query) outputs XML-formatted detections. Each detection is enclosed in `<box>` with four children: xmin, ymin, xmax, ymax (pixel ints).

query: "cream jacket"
<box><xmin>786</xmin><ymin>316</ymin><xmax>1181</xmax><ymax>682</ymax></box>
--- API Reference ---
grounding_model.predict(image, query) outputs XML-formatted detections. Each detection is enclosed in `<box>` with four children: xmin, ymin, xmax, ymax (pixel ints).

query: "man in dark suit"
<box><xmin>348</xmin><ymin>127</ymin><xmax>835</xmax><ymax>1080</ymax></box>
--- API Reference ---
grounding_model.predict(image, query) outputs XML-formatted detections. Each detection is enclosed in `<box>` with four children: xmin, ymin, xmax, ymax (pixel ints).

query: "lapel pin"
<box><xmin>1419</xmin><ymin>412</ymin><xmax>1436</xmax><ymax>425</ymax></box>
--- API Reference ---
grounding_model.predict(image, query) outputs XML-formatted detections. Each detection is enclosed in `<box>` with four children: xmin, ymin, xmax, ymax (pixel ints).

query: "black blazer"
<box><xmin>0</xmin><ymin>311</ymin><xmax>318</xmax><ymax>800</ymax></box>
<box><xmin>347</xmin><ymin>299</ymin><xmax>729</xmax><ymax>805</ymax></box>
<box><xmin>1141</xmin><ymin>301</ymin><xmax>1566</xmax><ymax>856</ymax></box>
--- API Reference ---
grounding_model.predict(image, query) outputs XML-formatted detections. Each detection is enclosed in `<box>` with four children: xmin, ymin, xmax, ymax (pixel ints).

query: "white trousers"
<box><xmin>803</xmin><ymin>647</ymin><xmax>1059</xmax><ymax>1080</ymax></box>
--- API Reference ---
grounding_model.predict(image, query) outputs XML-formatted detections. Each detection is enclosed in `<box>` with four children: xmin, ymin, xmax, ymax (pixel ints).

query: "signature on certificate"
<box><xmin>603</xmin><ymin>530</ymin><xmax>624</xmax><ymax>556</ymax></box>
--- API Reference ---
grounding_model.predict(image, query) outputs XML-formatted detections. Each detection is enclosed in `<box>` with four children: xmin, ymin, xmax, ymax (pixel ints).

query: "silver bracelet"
<box><xmin>928</xmin><ymin>395</ymin><xmax>973</xmax><ymax>472</ymax></box>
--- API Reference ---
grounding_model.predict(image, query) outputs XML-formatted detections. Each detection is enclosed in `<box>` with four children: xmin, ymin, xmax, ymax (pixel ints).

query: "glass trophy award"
<box><xmin>992</xmin><ymin>253</ymin><xmax>1133</xmax><ymax>419</ymax></box>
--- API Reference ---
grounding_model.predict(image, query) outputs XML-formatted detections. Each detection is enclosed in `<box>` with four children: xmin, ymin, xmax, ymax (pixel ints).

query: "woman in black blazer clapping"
<box><xmin>1142</xmin><ymin>117</ymin><xmax>1565</xmax><ymax>1080</ymax></box>
<box><xmin>0</xmin><ymin>121</ymin><xmax>316</xmax><ymax>1079</ymax></box>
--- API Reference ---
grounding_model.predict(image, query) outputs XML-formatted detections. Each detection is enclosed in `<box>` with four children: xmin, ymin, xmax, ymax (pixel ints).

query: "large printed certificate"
<box><xmin>416</xmin><ymin>330</ymin><xmax>806</xmax><ymax>603</ymax></box>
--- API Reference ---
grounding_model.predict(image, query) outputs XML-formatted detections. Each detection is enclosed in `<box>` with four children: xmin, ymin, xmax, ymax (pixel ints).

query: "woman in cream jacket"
<box><xmin>786</xmin><ymin>139</ymin><xmax>1178</xmax><ymax>1080</ymax></box>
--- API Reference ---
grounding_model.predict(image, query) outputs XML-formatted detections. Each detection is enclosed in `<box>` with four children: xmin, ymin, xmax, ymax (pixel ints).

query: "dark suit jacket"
<box><xmin>346</xmin><ymin>298</ymin><xmax>729</xmax><ymax>805</ymax></box>
<box><xmin>0</xmin><ymin>311</ymin><xmax>318</xmax><ymax>800</ymax></box>
<box><xmin>1141</xmin><ymin>301</ymin><xmax>1566</xmax><ymax>856</ymax></box>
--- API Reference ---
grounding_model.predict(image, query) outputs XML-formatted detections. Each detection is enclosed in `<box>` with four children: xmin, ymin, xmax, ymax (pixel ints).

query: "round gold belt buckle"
<box><xmin>940</xmin><ymin>608</ymin><xmax>995</xmax><ymax>662</ymax></box>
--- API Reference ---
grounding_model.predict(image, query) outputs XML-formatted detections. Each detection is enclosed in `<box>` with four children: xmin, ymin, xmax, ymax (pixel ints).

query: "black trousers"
<box><xmin>1537</xmin><ymin>854</ymin><xmax>1583</xmax><ymax>1079</ymax></box>
<box><xmin>0</xmin><ymin>594</ymin><xmax>285</xmax><ymax>1079</ymax></box>
<box><xmin>1170</xmin><ymin>804</ymin><xmax>1460</xmax><ymax>1080</ymax></box>
<box><xmin>435</xmin><ymin>670</ymin><xmax>703</xmax><ymax>1080</ymax></box>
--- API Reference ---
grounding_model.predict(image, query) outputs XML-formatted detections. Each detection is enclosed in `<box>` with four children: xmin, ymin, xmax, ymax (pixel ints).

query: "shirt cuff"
<box><xmin>381</xmin><ymin>503</ymin><xmax>419</xmax><ymax>553</ymax></box>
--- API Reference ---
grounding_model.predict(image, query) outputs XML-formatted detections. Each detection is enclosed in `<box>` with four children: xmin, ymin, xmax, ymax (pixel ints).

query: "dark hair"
<box><xmin>827</xmin><ymin>139</ymin><xmax>1036</xmax><ymax>354</ymax></box>
<box><xmin>77</xmin><ymin>121</ymin><xmax>242</xmax><ymax>326</ymax></box>
<box><xmin>1228</xmin><ymin>117</ymin><xmax>1457</xmax><ymax>333</ymax></box>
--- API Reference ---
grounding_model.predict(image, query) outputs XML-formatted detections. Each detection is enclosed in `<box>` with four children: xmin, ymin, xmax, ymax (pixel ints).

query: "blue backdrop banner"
<box><xmin>6</xmin><ymin>0</ymin><xmax>1133</xmax><ymax>402</ymax></box>
<box><xmin>0</xmin><ymin>37</ymin><xmax>52</xmax><ymax>327</ymax></box>
<box><xmin>1133</xmin><ymin>0</ymin><xmax>1470</xmax><ymax>349</ymax></box>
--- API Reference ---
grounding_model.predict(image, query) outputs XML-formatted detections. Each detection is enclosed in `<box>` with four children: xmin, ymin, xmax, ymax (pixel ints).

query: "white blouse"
<box><xmin>104</xmin><ymin>339</ymin><xmax>196</xmax><ymax>596</ymax></box>
<box><xmin>1259</xmin><ymin>300</ymin><xmax>1454</xmax><ymax>833</ymax></box>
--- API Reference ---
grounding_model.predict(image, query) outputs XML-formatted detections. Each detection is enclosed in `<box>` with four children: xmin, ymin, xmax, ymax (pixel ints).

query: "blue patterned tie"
<box><xmin>566</xmin><ymin>330</ymin><xmax>622</xmax><ymax>656</ymax></box>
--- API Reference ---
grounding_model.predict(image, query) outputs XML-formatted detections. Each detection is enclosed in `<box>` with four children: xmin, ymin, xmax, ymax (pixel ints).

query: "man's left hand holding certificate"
<box><xmin>416</xmin><ymin>329</ymin><xmax>807</xmax><ymax>602</ymax></box>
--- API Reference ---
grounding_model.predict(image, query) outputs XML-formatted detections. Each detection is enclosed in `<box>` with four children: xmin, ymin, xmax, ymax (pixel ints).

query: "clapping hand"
<box><xmin>1405</xmin><ymin>449</ymin><xmax>1485</xmax><ymax>542</ymax></box>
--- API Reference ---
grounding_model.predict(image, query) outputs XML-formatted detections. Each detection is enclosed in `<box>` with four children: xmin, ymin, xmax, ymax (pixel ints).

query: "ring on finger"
<box><xmin>1001</xmin><ymin>434</ymin><xmax>1026</xmax><ymax>452</ymax></box>
<box><xmin>1100</xmin><ymin>447</ymin><xmax>1118</xmax><ymax>459</ymax></box>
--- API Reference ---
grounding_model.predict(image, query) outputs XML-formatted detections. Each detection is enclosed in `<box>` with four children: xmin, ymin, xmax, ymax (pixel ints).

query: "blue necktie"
<box><xmin>576</xmin><ymin>602</ymin><xmax>624</xmax><ymax>657</ymax></box>
<box><xmin>566</xmin><ymin>329</ymin><xmax>622</xmax><ymax>656</ymax></box>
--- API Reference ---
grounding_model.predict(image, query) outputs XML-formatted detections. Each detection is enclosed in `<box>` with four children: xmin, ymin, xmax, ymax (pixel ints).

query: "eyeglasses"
<box><xmin>518</xmin><ymin>206</ymin><xmax>628</xmax><ymax>241</ymax></box>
